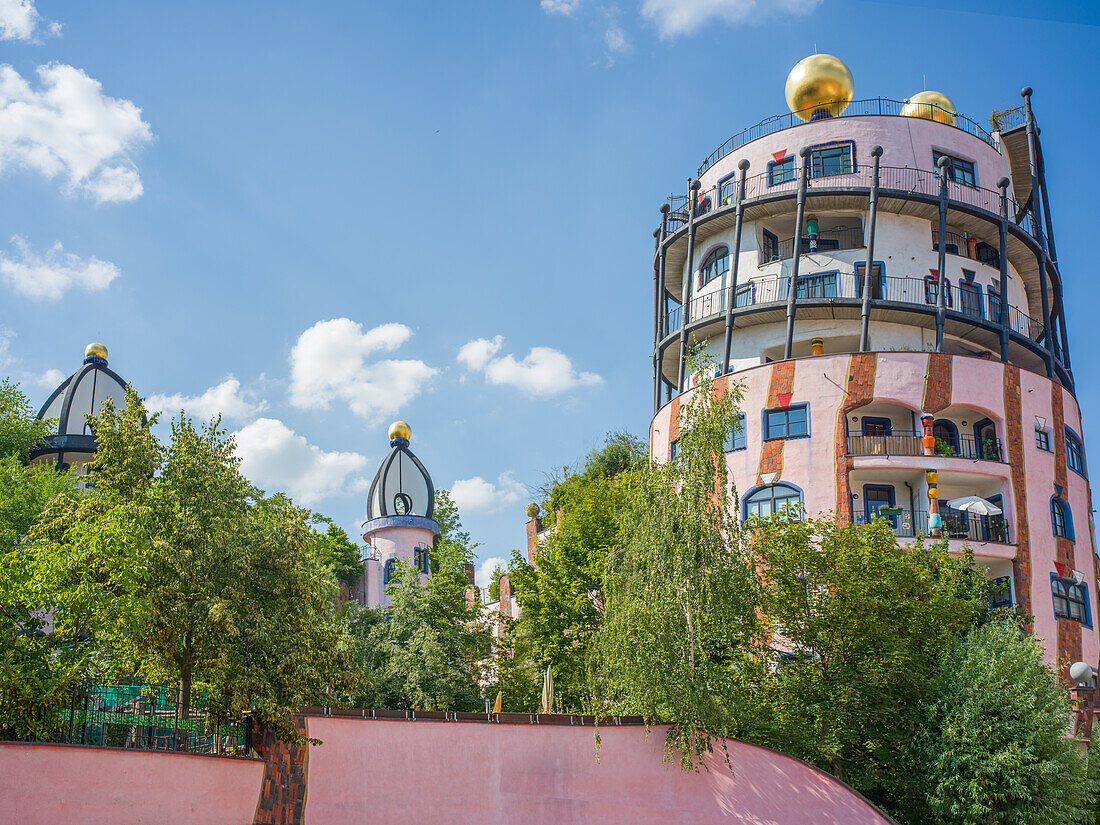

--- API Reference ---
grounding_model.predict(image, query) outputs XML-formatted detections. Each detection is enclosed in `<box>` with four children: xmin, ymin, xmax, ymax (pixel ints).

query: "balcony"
<box><xmin>759</xmin><ymin>225</ymin><xmax>865</xmax><ymax>265</ymax></box>
<box><xmin>663</xmin><ymin>272</ymin><xmax>1043</xmax><ymax>344</ymax></box>
<box><xmin>932</xmin><ymin>229</ymin><xmax>1000</xmax><ymax>268</ymax></box>
<box><xmin>847</xmin><ymin>432</ymin><xmax>1004</xmax><ymax>462</ymax></box>
<box><xmin>861</xmin><ymin>509</ymin><xmax>1012</xmax><ymax>545</ymax></box>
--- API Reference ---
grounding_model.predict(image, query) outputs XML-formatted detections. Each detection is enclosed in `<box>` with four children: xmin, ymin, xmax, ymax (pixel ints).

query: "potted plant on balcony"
<box><xmin>935</xmin><ymin>437</ymin><xmax>957</xmax><ymax>457</ymax></box>
<box><xmin>981</xmin><ymin>437</ymin><xmax>1001</xmax><ymax>462</ymax></box>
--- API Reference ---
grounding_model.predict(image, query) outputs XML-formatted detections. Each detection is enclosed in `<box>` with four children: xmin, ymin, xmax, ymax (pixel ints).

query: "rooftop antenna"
<box><xmin>813</xmin><ymin>41</ymin><xmax>818</xmax><ymax>53</ymax></box>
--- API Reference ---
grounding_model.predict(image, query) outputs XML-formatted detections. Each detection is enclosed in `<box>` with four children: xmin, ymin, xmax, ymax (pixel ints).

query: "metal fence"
<box><xmin>846</xmin><ymin>431</ymin><xmax>1003</xmax><ymax>462</ymax></box>
<box><xmin>697</xmin><ymin>98</ymin><xmax>996</xmax><ymax>176</ymax></box>
<box><xmin>30</xmin><ymin>683</ymin><xmax>253</xmax><ymax>756</ymax></box>
<box><xmin>762</xmin><ymin>226</ymin><xmax>865</xmax><ymax>264</ymax></box>
<box><xmin>863</xmin><ymin>509</ymin><xmax>1011</xmax><ymax>544</ymax></box>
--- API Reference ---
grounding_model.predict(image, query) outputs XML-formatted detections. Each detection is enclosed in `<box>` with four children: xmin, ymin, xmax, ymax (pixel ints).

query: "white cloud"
<box><xmin>458</xmin><ymin>335</ymin><xmax>602</xmax><ymax>397</ymax></box>
<box><xmin>0</xmin><ymin>235</ymin><xmax>120</xmax><ymax>300</ymax></box>
<box><xmin>604</xmin><ymin>23</ymin><xmax>628</xmax><ymax>53</ymax></box>
<box><xmin>233</xmin><ymin>417</ymin><xmax>368</xmax><ymax>506</ymax></box>
<box><xmin>541</xmin><ymin>0</ymin><xmax>580</xmax><ymax>14</ymax></box>
<box><xmin>0</xmin><ymin>0</ymin><xmax>57</xmax><ymax>42</ymax></box>
<box><xmin>147</xmin><ymin>377</ymin><xmax>266</xmax><ymax>423</ymax></box>
<box><xmin>289</xmin><ymin>318</ymin><xmax>437</xmax><ymax>423</ymax></box>
<box><xmin>36</xmin><ymin>367</ymin><xmax>62</xmax><ymax>387</ymax></box>
<box><xmin>475</xmin><ymin>556</ymin><xmax>508</xmax><ymax>593</ymax></box>
<box><xmin>450</xmin><ymin>472</ymin><xmax>526</xmax><ymax>514</ymax></box>
<box><xmin>0</xmin><ymin>327</ymin><xmax>13</xmax><ymax>368</ymax></box>
<box><xmin>640</xmin><ymin>0</ymin><xmax>821</xmax><ymax>37</ymax></box>
<box><xmin>0</xmin><ymin>62</ymin><xmax>152</xmax><ymax>202</ymax></box>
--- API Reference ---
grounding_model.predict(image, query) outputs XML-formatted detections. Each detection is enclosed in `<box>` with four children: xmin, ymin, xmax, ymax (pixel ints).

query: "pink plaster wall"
<box><xmin>303</xmin><ymin>716</ymin><xmax>895</xmax><ymax>825</ymax></box>
<box><xmin>0</xmin><ymin>743</ymin><xmax>264</xmax><ymax>825</ymax></box>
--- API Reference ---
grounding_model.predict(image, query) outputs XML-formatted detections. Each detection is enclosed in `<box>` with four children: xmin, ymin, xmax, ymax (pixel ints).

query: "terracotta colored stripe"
<box><xmin>756</xmin><ymin>362</ymin><xmax>796</xmax><ymax>485</ymax></box>
<box><xmin>834</xmin><ymin>354</ymin><xmax>877</xmax><ymax>521</ymax></box>
<box><xmin>921</xmin><ymin>352</ymin><xmax>952</xmax><ymax>414</ymax></box>
<box><xmin>1050</xmin><ymin>383</ymin><xmax>1081</xmax><ymax>682</ymax></box>
<box><xmin>254</xmin><ymin>716</ymin><xmax>310</xmax><ymax>825</ymax></box>
<box><xmin>1003</xmin><ymin>365</ymin><xmax>1032</xmax><ymax>635</ymax></box>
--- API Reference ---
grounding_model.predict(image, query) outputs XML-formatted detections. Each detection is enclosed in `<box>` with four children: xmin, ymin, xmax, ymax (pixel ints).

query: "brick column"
<box><xmin>253</xmin><ymin>716</ymin><xmax>309</xmax><ymax>825</ymax></box>
<box><xmin>1052</xmin><ymin>384</ymin><xmax>1082</xmax><ymax>683</ymax></box>
<box><xmin>833</xmin><ymin>354</ymin><xmax>877</xmax><ymax>520</ymax></box>
<box><xmin>1003</xmin><ymin>366</ymin><xmax>1033</xmax><ymax>633</ymax></box>
<box><xmin>921</xmin><ymin>352</ymin><xmax>952</xmax><ymax>414</ymax></box>
<box><xmin>756</xmin><ymin>361</ymin><xmax>796</xmax><ymax>486</ymax></box>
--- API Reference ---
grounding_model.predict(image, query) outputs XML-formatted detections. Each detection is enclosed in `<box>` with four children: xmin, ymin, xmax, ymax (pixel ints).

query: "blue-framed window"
<box><xmin>414</xmin><ymin>545</ymin><xmax>430</xmax><ymax>574</ymax></box>
<box><xmin>383</xmin><ymin>558</ymin><xmax>396</xmax><ymax>585</ymax></box>
<box><xmin>762</xmin><ymin>229</ymin><xmax>780</xmax><ymax>262</ymax></box>
<box><xmin>933</xmin><ymin>420</ymin><xmax>959</xmax><ymax>454</ymax></box>
<box><xmin>745</xmin><ymin>483</ymin><xmax>803</xmax><ymax>518</ymax></box>
<box><xmin>991</xmin><ymin>575</ymin><xmax>1013</xmax><ymax>609</ymax></box>
<box><xmin>986</xmin><ymin>280</ymin><xmax>1002</xmax><ymax>324</ymax></box>
<box><xmin>924</xmin><ymin>274</ymin><xmax>953</xmax><ymax>308</ymax></box>
<box><xmin>718</xmin><ymin>173</ymin><xmax>738</xmax><ymax>205</ymax></box>
<box><xmin>768</xmin><ymin>157</ymin><xmax>795</xmax><ymax>186</ymax></box>
<box><xmin>864</xmin><ymin>484</ymin><xmax>896</xmax><ymax>526</ymax></box>
<box><xmin>734</xmin><ymin>283</ymin><xmax>755</xmax><ymax>307</ymax></box>
<box><xmin>696</xmin><ymin>196</ymin><xmax>712</xmax><ymax>217</ymax></box>
<box><xmin>726</xmin><ymin>413</ymin><xmax>746</xmax><ymax>451</ymax></box>
<box><xmin>1051</xmin><ymin>496</ymin><xmax>1073</xmax><ymax>540</ymax></box>
<box><xmin>933</xmin><ymin>150</ymin><xmax>977</xmax><ymax>188</ymax></box>
<box><xmin>669</xmin><ymin>438</ymin><xmax>679</xmax><ymax>461</ymax></box>
<box><xmin>975</xmin><ymin>241</ymin><xmax>999</xmax><ymax>268</ymax></box>
<box><xmin>959</xmin><ymin>270</ymin><xmax>982</xmax><ymax>319</ymax></box>
<box><xmin>796</xmin><ymin>271</ymin><xmax>838</xmax><ymax>299</ymax></box>
<box><xmin>862</xmin><ymin>416</ymin><xmax>892</xmax><ymax>436</ymax></box>
<box><xmin>765</xmin><ymin>404</ymin><xmax>808</xmax><ymax>439</ymax></box>
<box><xmin>810</xmin><ymin>142</ymin><xmax>854</xmax><ymax>177</ymax></box>
<box><xmin>1035</xmin><ymin>427</ymin><xmax>1051</xmax><ymax>452</ymax></box>
<box><xmin>1066</xmin><ymin>429</ymin><xmax>1086</xmax><ymax>477</ymax></box>
<box><xmin>855</xmin><ymin>262</ymin><xmax>884</xmax><ymax>299</ymax></box>
<box><xmin>1051</xmin><ymin>575</ymin><xmax>1090</xmax><ymax>625</ymax></box>
<box><xmin>700</xmin><ymin>246</ymin><xmax>729</xmax><ymax>287</ymax></box>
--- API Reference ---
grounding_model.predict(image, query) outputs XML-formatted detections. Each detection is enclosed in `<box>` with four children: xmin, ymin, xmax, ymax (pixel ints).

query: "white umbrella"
<box><xmin>946</xmin><ymin>495</ymin><xmax>1002</xmax><ymax>516</ymax></box>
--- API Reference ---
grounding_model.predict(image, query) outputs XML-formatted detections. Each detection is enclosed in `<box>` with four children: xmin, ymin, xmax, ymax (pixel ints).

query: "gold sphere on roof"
<box><xmin>84</xmin><ymin>342</ymin><xmax>108</xmax><ymax>361</ymax></box>
<box><xmin>901</xmin><ymin>90</ymin><xmax>957</xmax><ymax>125</ymax></box>
<box><xmin>785</xmin><ymin>54</ymin><xmax>854</xmax><ymax>122</ymax></box>
<box><xmin>388</xmin><ymin>420</ymin><xmax>412</xmax><ymax>441</ymax></box>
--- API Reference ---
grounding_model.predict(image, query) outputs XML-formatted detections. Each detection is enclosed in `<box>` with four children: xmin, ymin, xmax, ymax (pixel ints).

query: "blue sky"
<box><xmin>1</xmin><ymin>0</ymin><xmax>1098</xmax><ymax>589</ymax></box>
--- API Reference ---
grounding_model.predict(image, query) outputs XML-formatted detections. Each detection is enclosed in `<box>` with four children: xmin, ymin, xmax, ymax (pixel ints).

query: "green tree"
<box><xmin>508</xmin><ymin>432</ymin><xmax>646</xmax><ymax>712</ymax></box>
<box><xmin>742</xmin><ymin>518</ymin><xmax>992</xmax><ymax>816</ymax></box>
<box><xmin>17</xmin><ymin>389</ymin><xmax>360</xmax><ymax>743</ymax></box>
<box><xmin>0</xmin><ymin>377</ymin><xmax>51</xmax><ymax>461</ymax></box>
<box><xmin>588</xmin><ymin>362</ymin><xmax>756</xmax><ymax>768</ymax></box>
<box><xmin>348</xmin><ymin>492</ymin><xmax>488</xmax><ymax>711</ymax></box>
<box><xmin>488</xmin><ymin>564</ymin><xmax>504</xmax><ymax>601</ymax></box>
<box><xmin>315</xmin><ymin>522</ymin><xmax>362</xmax><ymax>586</ymax></box>
<box><xmin>923</xmin><ymin>618</ymin><xmax>1095</xmax><ymax>825</ymax></box>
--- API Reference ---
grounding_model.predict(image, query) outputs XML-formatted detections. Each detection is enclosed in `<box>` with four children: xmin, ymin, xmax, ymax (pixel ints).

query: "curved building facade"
<box><xmin>649</xmin><ymin>58</ymin><xmax>1095</xmax><ymax>678</ymax></box>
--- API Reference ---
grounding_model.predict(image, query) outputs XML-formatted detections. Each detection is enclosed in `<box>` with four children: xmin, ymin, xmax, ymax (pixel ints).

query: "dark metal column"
<box><xmin>677</xmin><ymin>180</ymin><xmax>701</xmax><ymax>391</ymax></box>
<box><xmin>783</xmin><ymin>147</ymin><xmax>811</xmax><ymax>361</ymax></box>
<box><xmin>1038</xmin><ymin>147</ymin><xmax>1073</xmax><ymax>374</ymax></box>
<box><xmin>654</xmin><ymin>205</ymin><xmax>670</xmax><ymax>413</ymax></box>
<box><xmin>997</xmin><ymin>177</ymin><xmax>1011</xmax><ymax>363</ymax></box>
<box><xmin>1022</xmin><ymin>87</ymin><xmax>1054</xmax><ymax>379</ymax></box>
<box><xmin>652</xmin><ymin>226</ymin><xmax>661</xmax><ymax>415</ymax></box>
<box><xmin>859</xmin><ymin>146</ymin><xmax>883</xmax><ymax>352</ymax></box>
<box><xmin>721</xmin><ymin>159</ymin><xmax>750</xmax><ymax>374</ymax></box>
<box><xmin>935</xmin><ymin>155</ymin><xmax>951</xmax><ymax>353</ymax></box>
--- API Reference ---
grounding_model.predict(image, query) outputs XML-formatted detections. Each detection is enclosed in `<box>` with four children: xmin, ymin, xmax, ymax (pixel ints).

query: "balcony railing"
<box><xmin>847</xmin><ymin>431</ymin><xmax>1004</xmax><ymax>462</ymax></box>
<box><xmin>932</xmin><ymin>229</ymin><xmax>1001</xmax><ymax>268</ymax></box>
<box><xmin>663</xmin><ymin>273</ymin><xmax>1044</xmax><ymax>343</ymax></box>
<box><xmin>860</xmin><ymin>509</ymin><xmax>1012</xmax><ymax>544</ymax></box>
<box><xmin>760</xmin><ymin>226</ymin><xmax>865</xmax><ymax>264</ymax></box>
<box><xmin>696</xmin><ymin>98</ymin><xmax>996</xmax><ymax>177</ymax></box>
<box><xmin>667</xmin><ymin>165</ymin><xmax>1028</xmax><ymax>242</ymax></box>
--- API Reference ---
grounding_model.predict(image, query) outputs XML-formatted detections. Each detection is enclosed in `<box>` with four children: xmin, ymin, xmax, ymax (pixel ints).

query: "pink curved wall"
<box><xmin>0</xmin><ymin>742</ymin><xmax>264</xmax><ymax>825</ymax></box>
<box><xmin>303</xmin><ymin>716</ymin><xmax>894</xmax><ymax>825</ymax></box>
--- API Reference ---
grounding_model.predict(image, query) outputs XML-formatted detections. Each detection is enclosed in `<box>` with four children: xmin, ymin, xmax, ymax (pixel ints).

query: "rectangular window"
<box><xmin>726</xmin><ymin>413</ymin><xmax>747</xmax><ymax>451</ymax></box>
<box><xmin>1035</xmin><ymin>428</ymin><xmax>1051</xmax><ymax>452</ymax></box>
<box><xmin>991</xmin><ymin>576</ymin><xmax>1013</xmax><ymax>609</ymax></box>
<box><xmin>762</xmin><ymin>229</ymin><xmax>780</xmax><ymax>263</ymax></box>
<box><xmin>669</xmin><ymin>439</ymin><xmax>679</xmax><ymax>461</ymax></box>
<box><xmin>796</xmin><ymin>272</ymin><xmax>838</xmax><ymax>299</ymax></box>
<box><xmin>1067</xmin><ymin>430</ymin><xmax>1086</xmax><ymax>477</ymax></box>
<box><xmin>854</xmin><ymin>262</ymin><xmax>883</xmax><ymax>299</ymax></box>
<box><xmin>1052</xmin><ymin>577</ymin><xmax>1089</xmax><ymax>624</ymax></box>
<box><xmin>768</xmin><ymin>157</ymin><xmax>795</xmax><ymax>186</ymax></box>
<box><xmin>719</xmin><ymin>176</ymin><xmax>738</xmax><ymax>204</ymax></box>
<box><xmin>924</xmin><ymin>275</ymin><xmax>953</xmax><ymax>308</ymax></box>
<box><xmin>810</xmin><ymin>143</ymin><xmax>854</xmax><ymax>178</ymax></box>
<box><xmin>765</xmin><ymin>404</ymin><xmax>808</xmax><ymax>439</ymax></box>
<box><xmin>959</xmin><ymin>276</ymin><xmax>982</xmax><ymax>319</ymax></box>
<box><xmin>734</xmin><ymin>284</ymin><xmax>755</xmax><ymax>307</ymax></box>
<box><xmin>933</xmin><ymin>150</ymin><xmax>977</xmax><ymax>188</ymax></box>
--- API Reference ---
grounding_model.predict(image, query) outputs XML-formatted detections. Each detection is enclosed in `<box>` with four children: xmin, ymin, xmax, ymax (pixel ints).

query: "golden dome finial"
<box><xmin>785</xmin><ymin>54</ymin><xmax>854</xmax><ymax>122</ymax></box>
<box><xmin>901</xmin><ymin>90</ymin><xmax>957</xmax><ymax>125</ymax></box>
<box><xmin>84</xmin><ymin>342</ymin><xmax>108</xmax><ymax>362</ymax></box>
<box><xmin>388</xmin><ymin>420</ymin><xmax>411</xmax><ymax>442</ymax></box>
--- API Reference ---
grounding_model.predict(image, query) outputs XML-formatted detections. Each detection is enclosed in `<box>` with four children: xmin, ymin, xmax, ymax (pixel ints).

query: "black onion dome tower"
<box><xmin>31</xmin><ymin>343</ymin><xmax>130</xmax><ymax>474</ymax></box>
<box><xmin>366</xmin><ymin>420</ymin><xmax>436</xmax><ymax>520</ymax></box>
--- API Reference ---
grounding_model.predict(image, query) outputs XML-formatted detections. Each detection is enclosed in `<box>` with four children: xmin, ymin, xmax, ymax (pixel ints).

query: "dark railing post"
<box><xmin>784</xmin><ymin>147</ymin><xmax>811</xmax><ymax>360</ymax></box>
<box><xmin>859</xmin><ymin>146</ymin><xmax>883</xmax><ymax>351</ymax></box>
<box><xmin>1022</xmin><ymin>87</ymin><xmax>1055</xmax><ymax>379</ymax></box>
<box><xmin>651</xmin><ymin>226</ymin><xmax>661</xmax><ymax>415</ymax></box>
<box><xmin>722</xmin><ymin>159</ymin><xmax>750</xmax><ymax>374</ymax></box>
<box><xmin>678</xmin><ymin>180</ymin><xmax>701</xmax><ymax>391</ymax></box>
<box><xmin>997</xmin><ymin>177</ymin><xmax>1011</xmax><ymax>363</ymax></box>
<box><xmin>655</xmin><ymin>205</ymin><xmax>669</xmax><ymax>412</ymax></box>
<box><xmin>935</xmin><ymin>155</ymin><xmax>952</xmax><ymax>352</ymax></box>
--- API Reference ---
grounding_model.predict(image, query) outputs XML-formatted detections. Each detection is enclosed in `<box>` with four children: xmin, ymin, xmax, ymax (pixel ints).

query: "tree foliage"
<box><xmin>588</xmin><ymin>364</ymin><xmax>756</xmax><ymax>768</ymax></box>
<box><xmin>922</xmin><ymin>619</ymin><xmax>1095</xmax><ymax>825</ymax></box>
<box><xmin>315</xmin><ymin>522</ymin><xmax>362</xmax><ymax>586</ymax></box>
<box><xmin>0</xmin><ymin>377</ymin><xmax>51</xmax><ymax>461</ymax></box>
<box><xmin>507</xmin><ymin>431</ymin><xmax>646</xmax><ymax>712</ymax></box>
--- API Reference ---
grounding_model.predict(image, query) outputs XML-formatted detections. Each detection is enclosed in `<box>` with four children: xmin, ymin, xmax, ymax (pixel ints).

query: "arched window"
<box><xmin>383</xmin><ymin>558</ymin><xmax>396</xmax><ymax>585</ymax></box>
<box><xmin>1052</xmin><ymin>496</ymin><xmax>1074</xmax><ymax>541</ymax></box>
<box><xmin>744</xmin><ymin>484</ymin><xmax>803</xmax><ymax>519</ymax></box>
<box><xmin>699</xmin><ymin>246</ymin><xmax>729</xmax><ymax>287</ymax></box>
<box><xmin>933</xmin><ymin>420</ymin><xmax>959</xmax><ymax>455</ymax></box>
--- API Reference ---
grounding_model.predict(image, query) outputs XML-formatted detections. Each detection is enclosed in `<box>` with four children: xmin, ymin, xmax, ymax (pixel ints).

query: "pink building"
<box><xmin>649</xmin><ymin>56</ymin><xmax>1096</xmax><ymax>683</ymax></box>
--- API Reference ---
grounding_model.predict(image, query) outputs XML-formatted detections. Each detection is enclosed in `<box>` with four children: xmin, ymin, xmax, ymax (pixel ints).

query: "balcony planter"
<box><xmin>879</xmin><ymin>506</ymin><xmax>904</xmax><ymax>515</ymax></box>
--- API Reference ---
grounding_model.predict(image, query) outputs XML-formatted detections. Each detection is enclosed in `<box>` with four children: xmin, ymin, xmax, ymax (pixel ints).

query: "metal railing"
<box><xmin>931</xmin><ymin>229</ymin><xmax>1000</xmax><ymax>267</ymax></box>
<box><xmin>761</xmin><ymin>226</ymin><xmax>865</xmax><ymax>264</ymax></box>
<box><xmin>847</xmin><ymin>431</ymin><xmax>1003</xmax><ymax>462</ymax></box>
<box><xmin>862</xmin><ymin>509</ymin><xmax>1012</xmax><ymax>544</ymax></box>
<box><xmin>664</xmin><ymin>273</ymin><xmax>1043</xmax><ymax>343</ymax></box>
<box><xmin>989</xmin><ymin>105</ymin><xmax>1025</xmax><ymax>133</ymax></box>
<box><xmin>667</xmin><ymin>164</ymin><xmax>1027</xmax><ymax>242</ymax></box>
<box><xmin>697</xmin><ymin>98</ymin><xmax>996</xmax><ymax>176</ymax></box>
<box><xmin>20</xmin><ymin>683</ymin><xmax>254</xmax><ymax>756</ymax></box>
